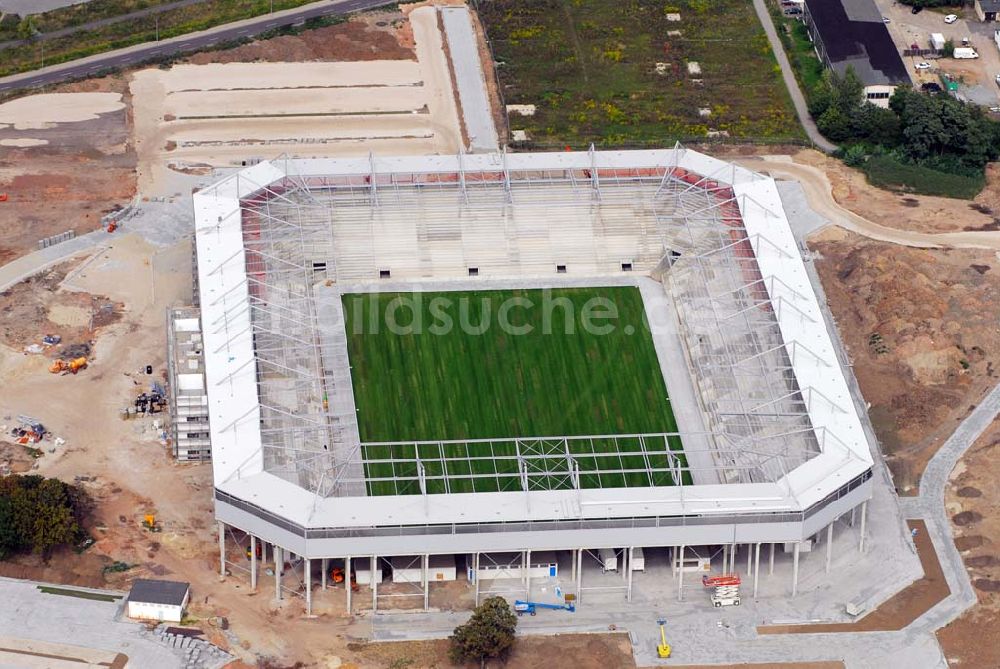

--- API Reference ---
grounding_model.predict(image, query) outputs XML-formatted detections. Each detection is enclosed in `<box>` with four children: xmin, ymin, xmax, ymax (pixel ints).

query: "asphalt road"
<box><xmin>0</xmin><ymin>0</ymin><xmax>393</xmax><ymax>93</ymax></box>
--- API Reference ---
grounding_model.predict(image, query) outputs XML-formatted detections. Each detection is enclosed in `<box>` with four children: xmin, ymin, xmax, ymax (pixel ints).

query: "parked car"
<box><xmin>911</xmin><ymin>5</ymin><xmax>923</xmax><ymax>14</ymax></box>
<box><xmin>915</xmin><ymin>62</ymin><xmax>932</xmax><ymax>70</ymax></box>
<box><xmin>945</xmin><ymin>14</ymin><xmax>959</xmax><ymax>24</ymax></box>
<box><xmin>920</xmin><ymin>82</ymin><xmax>942</xmax><ymax>93</ymax></box>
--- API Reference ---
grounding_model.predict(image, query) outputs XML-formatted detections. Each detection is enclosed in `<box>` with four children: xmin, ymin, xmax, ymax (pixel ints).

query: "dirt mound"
<box><xmin>957</xmin><ymin>486</ymin><xmax>983</xmax><ymax>497</ymax></box>
<box><xmin>185</xmin><ymin>13</ymin><xmax>413</xmax><ymax>65</ymax></box>
<box><xmin>973</xmin><ymin>579</ymin><xmax>1000</xmax><ymax>592</ymax></box>
<box><xmin>811</xmin><ymin>231</ymin><xmax>1000</xmax><ymax>492</ymax></box>
<box><xmin>955</xmin><ymin>535</ymin><xmax>986</xmax><ymax>551</ymax></box>
<box><xmin>965</xmin><ymin>555</ymin><xmax>1000</xmax><ymax>568</ymax></box>
<box><xmin>953</xmin><ymin>511</ymin><xmax>984</xmax><ymax>526</ymax></box>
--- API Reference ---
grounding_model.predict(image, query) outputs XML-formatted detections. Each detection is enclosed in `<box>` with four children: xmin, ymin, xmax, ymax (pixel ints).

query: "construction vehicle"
<box><xmin>49</xmin><ymin>357</ymin><xmax>87</xmax><ymax>374</ymax></box>
<box><xmin>513</xmin><ymin>599</ymin><xmax>575</xmax><ymax>616</ymax></box>
<box><xmin>331</xmin><ymin>567</ymin><xmax>360</xmax><ymax>592</ymax></box>
<box><xmin>702</xmin><ymin>573</ymin><xmax>741</xmax><ymax>588</ymax></box>
<box><xmin>656</xmin><ymin>618</ymin><xmax>671</xmax><ymax>658</ymax></box>
<box><xmin>711</xmin><ymin>584</ymin><xmax>741</xmax><ymax>607</ymax></box>
<box><xmin>0</xmin><ymin>193</ymin><xmax>7</xmax><ymax>202</ymax></box>
<box><xmin>245</xmin><ymin>543</ymin><xmax>262</xmax><ymax>560</ymax></box>
<box><xmin>142</xmin><ymin>514</ymin><xmax>162</xmax><ymax>533</ymax></box>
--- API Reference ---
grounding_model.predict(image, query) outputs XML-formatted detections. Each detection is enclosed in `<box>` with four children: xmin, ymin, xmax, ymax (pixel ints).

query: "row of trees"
<box><xmin>0</xmin><ymin>475</ymin><xmax>89</xmax><ymax>560</ymax></box>
<box><xmin>810</xmin><ymin>67</ymin><xmax>1000</xmax><ymax>175</ymax></box>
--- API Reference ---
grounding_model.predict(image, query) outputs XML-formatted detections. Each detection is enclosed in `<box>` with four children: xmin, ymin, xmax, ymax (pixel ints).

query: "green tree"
<box><xmin>449</xmin><ymin>596</ymin><xmax>518</xmax><ymax>666</ymax></box>
<box><xmin>15</xmin><ymin>15</ymin><xmax>37</xmax><ymax>40</ymax></box>
<box><xmin>942</xmin><ymin>39</ymin><xmax>955</xmax><ymax>58</ymax></box>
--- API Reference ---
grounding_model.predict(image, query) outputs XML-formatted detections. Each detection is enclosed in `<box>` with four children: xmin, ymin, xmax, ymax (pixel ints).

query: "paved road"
<box><xmin>0</xmin><ymin>0</ymin><xmax>392</xmax><ymax>93</ymax></box>
<box><xmin>0</xmin><ymin>0</ymin><xmax>210</xmax><ymax>52</ymax></box>
<box><xmin>751</xmin><ymin>0</ymin><xmax>837</xmax><ymax>154</ymax></box>
<box><xmin>738</xmin><ymin>156</ymin><xmax>1000</xmax><ymax>250</ymax></box>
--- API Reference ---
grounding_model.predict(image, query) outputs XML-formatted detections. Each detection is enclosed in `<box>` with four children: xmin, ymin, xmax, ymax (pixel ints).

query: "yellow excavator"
<box><xmin>656</xmin><ymin>617</ymin><xmax>671</xmax><ymax>658</ymax></box>
<box><xmin>49</xmin><ymin>357</ymin><xmax>87</xmax><ymax>374</ymax></box>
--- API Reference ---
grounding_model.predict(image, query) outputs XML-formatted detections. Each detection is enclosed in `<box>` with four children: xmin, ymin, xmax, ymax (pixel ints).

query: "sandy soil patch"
<box><xmin>0</xmin><ymin>138</ymin><xmax>48</xmax><ymax>147</ymax></box>
<box><xmin>937</xmin><ymin>419</ymin><xmax>1000</xmax><ymax>668</ymax></box>
<box><xmin>792</xmin><ymin>149</ymin><xmax>1000</xmax><ymax>235</ymax></box>
<box><xmin>808</xmin><ymin>229</ymin><xmax>1000</xmax><ymax>493</ymax></box>
<box><xmin>0</xmin><ymin>75</ymin><xmax>135</xmax><ymax>263</ymax></box>
<box><xmin>0</xmin><ymin>93</ymin><xmax>125</xmax><ymax>130</ymax></box>
<box><xmin>129</xmin><ymin>6</ymin><xmax>462</xmax><ymax>196</ymax></box>
<box><xmin>47</xmin><ymin>303</ymin><xmax>95</xmax><ymax>328</ymax></box>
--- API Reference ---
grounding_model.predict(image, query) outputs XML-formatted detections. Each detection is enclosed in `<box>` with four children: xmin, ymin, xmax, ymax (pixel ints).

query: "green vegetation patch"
<box><xmin>859</xmin><ymin>153</ymin><xmax>985</xmax><ymax>200</ymax></box>
<box><xmin>37</xmin><ymin>586</ymin><xmax>121</xmax><ymax>602</ymax></box>
<box><xmin>479</xmin><ymin>0</ymin><xmax>803</xmax><ymax>146</ymax></box>
<box><xmin>343</xmin><ymin>288</ymin><xmax>687</xmax><ymax>495</ymax></box>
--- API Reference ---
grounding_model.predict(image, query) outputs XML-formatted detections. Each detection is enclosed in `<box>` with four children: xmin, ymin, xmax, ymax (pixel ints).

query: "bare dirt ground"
<box><xmin>351</xmin><ymin>632</ymin><xmax>634</xmax><ymax>669</ymax></box>
<box><xmin>793</xmin><ymin>150</ymin><xmax>1000</xmax><ymax>235</ymax></box>
<box><xmin>185</xmin><ymin>11</ymin><xmax>414</xmax><ymax>65</ymax></box>
<box><xmin>0</xmin><ymin>83</ymin><xmax>135</xmax><ymax>263</ymax></box>
<box><xmin>809</xmin><ymin>228</ymin><xmax>1000</xmax><ymax>493</ymax></box>
<box><xmin>937</xmin><ymin>418</ymin><xmax>1000</xmax><ymax>668</ymax></box>
<box><xmin>662</xmin><ymin>664</ymin><xmax>843</xmax><ymax>669</ymax></box>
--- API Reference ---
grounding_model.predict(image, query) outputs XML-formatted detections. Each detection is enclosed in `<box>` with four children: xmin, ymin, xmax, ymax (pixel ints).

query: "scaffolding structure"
<box><xmin>206</xmin><ymin>146</ymin><xmax>845</xmax><ymax>501</ymax></box>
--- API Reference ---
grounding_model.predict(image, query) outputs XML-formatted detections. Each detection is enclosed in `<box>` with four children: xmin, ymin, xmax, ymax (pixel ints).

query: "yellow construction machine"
<box><xmin>656</xmin><ymin>618</ymin><xmax>671</xmax><ymax>658</ymax></box>
<box><xmin>49</xmin><ymin>357</ymin><xmax>88</xmax><ymax>374</ymax></box>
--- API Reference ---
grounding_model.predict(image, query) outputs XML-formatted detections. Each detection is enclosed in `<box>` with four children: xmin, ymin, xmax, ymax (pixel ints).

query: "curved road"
<box><xmin>739</xmin><ymin>156</ymin><xmax>1000</xmax><ymax>250</ymax></box>
<box><xmin>0</xmin><ymin>0</ymin><xmax>393</xmax><ymax>93</ymax></box>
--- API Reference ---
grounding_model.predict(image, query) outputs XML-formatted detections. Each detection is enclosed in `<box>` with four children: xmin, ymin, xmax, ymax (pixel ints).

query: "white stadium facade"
<box><xmin>192</xmin><ymin>146</ymin><xmax>874</xmax><ymax>612</ymax></box>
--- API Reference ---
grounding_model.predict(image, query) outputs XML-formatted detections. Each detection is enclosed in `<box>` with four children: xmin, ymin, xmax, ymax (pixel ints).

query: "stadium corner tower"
<box><xmin>194</xmin><ymin>146</ymin><xmax>874</xmax><ymax>609</ymax></box>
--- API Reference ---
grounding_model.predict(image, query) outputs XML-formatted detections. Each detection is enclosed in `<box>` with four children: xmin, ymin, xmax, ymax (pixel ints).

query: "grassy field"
<box><xmin>343</xmin><ymin>288</ymin><xmax>687</xmax><ymax>495</ymax></box>
<box><xmin>478</xmin><ymin>0</ymin><xmax>803</xmax><ymax>147</ymax></box>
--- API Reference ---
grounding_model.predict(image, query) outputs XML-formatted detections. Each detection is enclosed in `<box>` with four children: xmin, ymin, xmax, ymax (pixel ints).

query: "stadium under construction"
<box><xmin>192</xmin><ymin>146</ymin><xmax>875</xmax><ymax>613</ymax></box>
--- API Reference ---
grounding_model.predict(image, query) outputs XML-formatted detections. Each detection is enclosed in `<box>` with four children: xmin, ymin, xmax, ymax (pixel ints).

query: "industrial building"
<box><xmin>126</xmin><ymin>579</ymin><xmax>191</xmax><ymax>623</ymax></box>
<box><xmin>192</xmin><ymin>147</ymin><xmax>875</xmax><ymax>613</ymax></box>
<box><xmin>802</xmin><ymin>0</ymin><xmax>910</xmax><ymax>107</ymax></box>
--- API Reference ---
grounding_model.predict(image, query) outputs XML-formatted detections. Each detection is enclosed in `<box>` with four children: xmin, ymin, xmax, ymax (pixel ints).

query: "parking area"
<box><xmin>875</xmin><ymin>0</ymin><xmax>1000</xmax><ymax>107</ymax></box>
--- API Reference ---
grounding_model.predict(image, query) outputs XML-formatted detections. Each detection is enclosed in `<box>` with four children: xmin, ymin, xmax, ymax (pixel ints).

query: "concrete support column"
<box><xmin>791</xmin><ymin>542</ymin><xmax>800</xmax><ymax>597</ymax></box>
<box><xmin>677</xmin><ymin>545</ymin><xmax>685</xmax><ymax>602</ymax></box>
<box><xmin>274</xmin><ymin>546</ymin><xmax>282</xmax><ymax>602</ymax></box>
<box><xmin>371</xmin><ymin>555</ymin><xmax>378</xmax><ymax>612</ymax></box>
<box><xmin>321</xmin><ymin>557</ymin><xmax>327</xmax><ymax>590</ymax></box>
<box><xmin>525</xmin><ymin>550</ymin><xmax>533</xmax><ymax>600</ymax></box>
<box><xmin>769</xmin><ymin>542</ymin><xmax>775</xmax><ymax>575</ymax></box>
<box><xmin>721</xmin><ymin>544</ymin><xmax>728</xmax><ymax>574</ymax></box>
<box><xmin>575</xmin><ymin>549</ymin><xmax>583</xmax><ymax>603</ymax></box>
<box><xmin>521</xmin><ymin>550</ymin><xmax>527</xmax><ymax>589</ymax></box>
<box><xmin>731</xmin><ymin>543</ymin><xmax>737</xmax><ymax>573</ymax></box>
<box><xmin>753</xmin><ymin>543</ymin><xmax>761</xmax><ymax>598</ymax></box>
<box><xmin>250</xmin><ymin>535</ymin><xmax>257</xmax><ymax>591</ymax></box>
<box><xmin>746</xmin><ymin>543</ymin><xmax>752</xmax><ymax>576</ymax></box>
<box><xmin>859</xmin><ymin>500</ymin><xmax>868</xmax><ymax>553</ymax></box>
<box><xmin>570</xmin><ymin>550</ymin><xmax>577</xmax><ymax>583</ymax></box>
<box><xmin>262</xmin><ymin>541</ymin><xmax>268</xmax><ymax>565</ymax></box>
<box><xmin>826</xmin><ymin>523</ymin><xmax>834</xmax><ymax>573</ymax></box>
<box><xmin>423</xmin><ymin>554</ymin><xmax>430</xmax><ymax>611</ymax></box>
<box><xmin>305</xmin><ymin>558</ymin><xmax>312</xmax><ymax>615</ymax></box>
<box><xmin>346</xmin><ymin>556</ymin><xmax>352</xmax><ymax>614</ymax></box>
<box><xmin>621</xmin><ymin>548</ymin><xmax>627</xmax><ymax>582</ymax></box>
<box><xmin>626</xmin><ymin>546</ymin><xmax>634</xmax><ymax>602</ymax></box>
<box><xmin>473</xmin><ymin>553</ymin><xmax>480</xmax><ymax>606</ymax></box>
<box><xmin>850</xmin><ymin>506</ymin><xmax>856</xmax><ymax>527</ymax></box>
<box><xmin>217</xmin><ymin>521</ymin><xmax>226</xmax><ymax>577</ymax></box>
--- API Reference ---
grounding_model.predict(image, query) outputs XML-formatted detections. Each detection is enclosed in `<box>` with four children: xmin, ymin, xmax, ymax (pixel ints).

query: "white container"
<box><xmin>599</xmin><ymin>548</ymin><xmax>618</xmax><ymax>572</ymax></box>
<box><xmin>467</xmin><ymin>552</ymin><xmax>559</xmax><ymax>581</ymax></box>
<box><xmin>954</xmin><ymin>47</ymin><xmax>979</xmax><ymax>59</ymax></box>
<box><xmin>354</xmin><ymin>556</ymin><xmax>383</xmax><ymax>585</ymax></box>
<box><xmin>391</xmin><ymin>555</ymin><xmax>457</xmax><ymax>583</ymax></box>
<box><xmin>631</xmin><ymin>547</ymin><xmax>646</xmax><ymax>572</ymax></box>
<box><xmin>931</xmin><ymin>32</ymin><xmax>946</xmax><ymax>51</ymax></box>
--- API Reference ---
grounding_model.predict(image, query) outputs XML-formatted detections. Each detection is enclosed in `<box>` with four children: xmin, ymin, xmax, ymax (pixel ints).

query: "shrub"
<box><xmin>449</xmin><ymin>596</ymin><xmax>518</xmax><ymax>666</ymax></box>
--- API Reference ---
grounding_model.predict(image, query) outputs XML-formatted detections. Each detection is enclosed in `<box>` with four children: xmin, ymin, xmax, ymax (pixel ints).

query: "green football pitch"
<box><xmin>342</xmin><ymin>287</ymin><xmax>687</xmax><ymax>495</ymax></box>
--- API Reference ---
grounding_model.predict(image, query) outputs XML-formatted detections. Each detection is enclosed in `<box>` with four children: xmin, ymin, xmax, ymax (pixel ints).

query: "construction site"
<box><xmin>3</xmin><ymin>1</ymin><xmax>1000</xmax><ymax>668</ymax></box>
